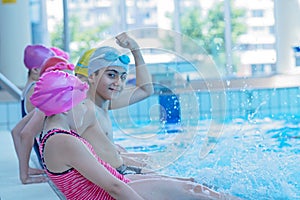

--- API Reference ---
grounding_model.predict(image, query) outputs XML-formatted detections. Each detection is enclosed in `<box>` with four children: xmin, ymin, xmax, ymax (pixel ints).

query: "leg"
<box><xmin>128</xmin><ymin>178</ymin><xmax>224</xmax><ymax>200</ymax></box>
<box><xmin>126</xmin><ymin>173</ymin><xmax>195</xmax><ymax>182</ymax></box>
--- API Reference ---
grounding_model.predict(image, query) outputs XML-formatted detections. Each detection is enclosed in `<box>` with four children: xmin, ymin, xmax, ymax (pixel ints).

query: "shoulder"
<box><xmin>46</xmin><ymin>132</ymin><xmax>83</xmax><ymax>152</ymax></box>
<box><xmin>23</xmin><ymin>81</ymin><xmax>36</xmax><ymax>97</ymax></box>
<box><xmin>84</xmin><ymin>98</ymin><xmax>95</xmax><ymax>109</ymax></box>
<box><xmin>44</xmin><ymin>131</ymin><xmax>91</xmax><ymax>168</ymax></box>
<box><xmin>83</xmin><ymin>99</ymin><xmax>97</xmax><ymax>119</ymax></box>
<box><xmin>33</xmin><ymin>108</ymin><xmax>45</xmax><ymax>118</ymax></box>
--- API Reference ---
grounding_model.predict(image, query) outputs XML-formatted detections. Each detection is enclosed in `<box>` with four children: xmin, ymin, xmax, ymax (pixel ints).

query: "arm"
<box><xmin>51</xmin><ymin>134</ymin><xmax>144</xmax><ymax>200</ymax></box>
<box><xmin>11</xmin><ymin>110</ymin><xmax>34</xmax><ymax>160</ymax></box>
<box><xmin>110</xmin><ymin>32</ymin><xmax>154</xmax><ymax>109</ymax></box>
<box><xmin>19</xmin><ymin>109</ymin><xmax>47</xmax><ymax>184</ymax></box>
<box><xmin>121</xmin><ymin>154</ymin><xmax>148</xmax><ymax>168</ymax></box>
<box><xmin>25</xmin><ymin>83</ymin><xmax>36</xmax><ymax>113</ymax></box>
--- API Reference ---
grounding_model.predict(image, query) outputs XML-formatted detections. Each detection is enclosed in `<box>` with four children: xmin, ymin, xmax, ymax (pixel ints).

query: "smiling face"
<box><xmin>93</xmin><ymin>66</ymin><xmax>128</xmax><ymax>101</ymax></box>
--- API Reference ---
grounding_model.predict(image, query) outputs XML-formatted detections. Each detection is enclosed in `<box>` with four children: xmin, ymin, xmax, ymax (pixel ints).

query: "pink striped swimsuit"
<box><xmin>39</xmin><ymin>128</ymin><xmax>131</xmax><ymax>200</ymax></box>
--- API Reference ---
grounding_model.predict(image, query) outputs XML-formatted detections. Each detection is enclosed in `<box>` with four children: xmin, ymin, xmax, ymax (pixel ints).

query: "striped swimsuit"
<box><xmin>39</xmin><ymin>128</ymin><xmax>131</xmax><ymax>200</ymax></box>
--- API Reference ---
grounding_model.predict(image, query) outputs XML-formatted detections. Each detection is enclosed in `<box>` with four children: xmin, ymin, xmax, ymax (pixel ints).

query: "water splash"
<box><xmin>115</xmin><ymin>118</ymin><xmax>300</xmax><ymax>199</ymax></box>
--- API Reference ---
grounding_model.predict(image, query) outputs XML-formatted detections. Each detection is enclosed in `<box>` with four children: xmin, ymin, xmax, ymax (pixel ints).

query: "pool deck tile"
<box><xmin>0</xmin><ymin>130</ymin><xmax>62</xmax><ymax>200</ymax></box>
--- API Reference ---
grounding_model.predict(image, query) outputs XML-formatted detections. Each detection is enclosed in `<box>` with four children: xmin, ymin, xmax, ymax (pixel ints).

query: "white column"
<box><xmin>0</xmin><ymin>1</ymin><xmax>31</xmax><ymax>87</ymax></box>
<box><xmin>119</xmin><ymin>0</ymin><xmax>127</xmax><ymax>31</ymax></box>
<box><xmin>173</xmin><ymin>0</ymin><xmax>182</xmax><ymax>54</ymax></box>
<box><xmin>275</xmin><ymin>0</ymin><xmax>300</xmax><ymax>74</ymax></box>
<box><xmin>224</xmin><ymin>0</ymin><xmax>232</xmax><ymax>75</ymax></box>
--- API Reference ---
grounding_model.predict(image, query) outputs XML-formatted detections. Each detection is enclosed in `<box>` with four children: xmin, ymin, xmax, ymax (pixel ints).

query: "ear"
<box><xmin>31</xmin><ymin>68</ymin><xmax>41</xmax><ymax>80</ymax></box>
<box><xmin>88</xmin><ymin>73</ymin><xmax>95</xmax><ymax>84</ymax></box>
<box><xmin>31</xmin><ymin>68</ymin><xmax>40</xmax><ymax>74</ymax></box>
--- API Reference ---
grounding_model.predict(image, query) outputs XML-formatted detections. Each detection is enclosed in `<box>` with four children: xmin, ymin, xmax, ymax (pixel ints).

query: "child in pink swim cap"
<box><xmin>22</xmin><ymin>45</ymin><xmax>73</xmax><ymax>116</ymax></box>
<box><xmin>24</xmin><ymin>45</ymin><xmax>55</xmax><ymax>70</ymax></box>
<box><xmin>11</xmin><ymin>45</ymin><xmax>73</xmax><ymax>185</ymax></box>
<box><xmin>50</xmin><ymin>47</ymin><xmax>70</xmax><ymax>60</ymax></box>
<box><xmin>22</xmin><ymin>45</ymin><xmax>56</xmax><ymax>117</ymax></box>
<box><xmin>30</xmin><ymin>71</ymin><xmax>89</xmax><ymax>116</ymax></box>
<box><xmin>40</xmin><ymin>56</ymin><xmax>74</xmax><ymax>76</ymax></box>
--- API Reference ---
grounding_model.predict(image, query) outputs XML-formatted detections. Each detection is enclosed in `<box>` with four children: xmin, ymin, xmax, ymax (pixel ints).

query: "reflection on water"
<box><xmin>114</xmin><ymin>118</ymin><xmax>300</xmax><ymax>199</ymax></box>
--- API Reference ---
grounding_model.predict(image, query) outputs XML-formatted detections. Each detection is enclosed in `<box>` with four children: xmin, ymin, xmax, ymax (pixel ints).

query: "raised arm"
<box><xmin>110</xmin><ymin>32</ymin><xmax>154</xmax><ymax>109</ymax></box>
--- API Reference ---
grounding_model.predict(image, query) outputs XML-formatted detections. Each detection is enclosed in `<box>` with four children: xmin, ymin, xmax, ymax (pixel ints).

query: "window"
<box><xmin>252</xmin><ymin>10</ymin><xmax>264</xmax><ymax>17</ymax></box>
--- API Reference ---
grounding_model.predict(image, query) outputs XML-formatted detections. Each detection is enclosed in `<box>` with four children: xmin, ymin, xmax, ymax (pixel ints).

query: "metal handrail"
<box><xmin>0</xmin><ymin>72</ymin><xmax>22</xmax><ymax>100</ymax></box>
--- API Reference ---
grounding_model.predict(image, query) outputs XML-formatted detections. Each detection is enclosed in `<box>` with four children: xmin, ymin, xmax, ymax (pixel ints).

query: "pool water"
<box><xmin>114</xmin><ymin>118</ymin><xmax>300</xmax><ymax>200</ymax></box>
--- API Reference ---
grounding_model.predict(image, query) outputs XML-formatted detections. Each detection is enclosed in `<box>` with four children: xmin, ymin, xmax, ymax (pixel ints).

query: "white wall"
<box><xmin>0</xmin><ymin>1</ymin><xmax>31</xmax><ymax>87</ymax></box>
<box><xmin>275</xmin><ymin>0</ymin><xmax>300</xmax><ymax>74</ymax></box>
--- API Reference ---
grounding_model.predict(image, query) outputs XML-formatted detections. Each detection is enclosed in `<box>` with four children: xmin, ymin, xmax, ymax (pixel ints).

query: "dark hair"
<box><xmin>94</xmin><ymin>70</ymin><xmax>100</xmax><ymax>76</ymax></box>
<box><xmin>27</xmin><ymin>69</ymin><xmax>31</xmax><ymax>77</ymax></box>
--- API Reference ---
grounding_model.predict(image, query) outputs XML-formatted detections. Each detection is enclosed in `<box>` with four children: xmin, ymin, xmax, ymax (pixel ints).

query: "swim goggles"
<box><xmin>89</xmin><ymin>51</ymin><xmax>130</xmax><ymax>65</ymax></box>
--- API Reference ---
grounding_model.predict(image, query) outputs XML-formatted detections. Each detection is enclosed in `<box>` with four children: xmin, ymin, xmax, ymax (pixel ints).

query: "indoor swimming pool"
<box><xmin>114</xmin><ymin>118</ymin><xmax>300</xmax><ymax>199</ymax></box>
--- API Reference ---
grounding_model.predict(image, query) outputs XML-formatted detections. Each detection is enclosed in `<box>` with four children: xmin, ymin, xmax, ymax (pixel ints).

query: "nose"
<box><xmin>112</xmin><ymin>75</ymin><xmax>123</xmax><ymax>85</ymax></box>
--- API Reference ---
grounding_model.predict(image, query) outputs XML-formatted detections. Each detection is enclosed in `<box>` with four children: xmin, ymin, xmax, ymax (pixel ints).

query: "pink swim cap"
<box><xmin>50</xmin><ymin>47</ymin><xmax>70</xmax><ymax>60</ymax></box>
<box><xmin>40</xmin><ymin>56</ymin><xmax>75</xmax><ymax>76</ymax></box>
<box><xmin>24</xmin><ymin>45</ymin><xmax>55</xmax><ymax>69</ymax></box>
<box><xmin>30</xmin><ymin>71</ymin><xmax>89</xmax><ymax>116</ymax></box>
